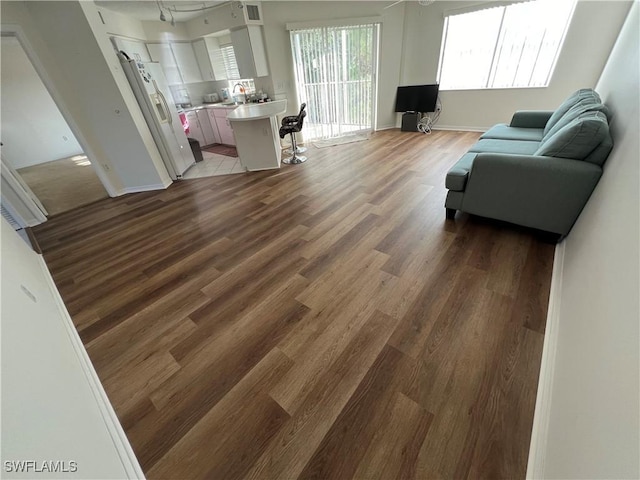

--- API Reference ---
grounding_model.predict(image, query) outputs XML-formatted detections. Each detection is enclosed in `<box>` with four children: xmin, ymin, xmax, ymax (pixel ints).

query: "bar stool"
<box><xmin>279</xmin><ymin>103</ymin><xmax>307</xmax><ymax>165</ymax></box>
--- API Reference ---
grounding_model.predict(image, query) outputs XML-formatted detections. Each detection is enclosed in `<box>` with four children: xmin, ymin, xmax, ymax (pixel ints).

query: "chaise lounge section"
<box><xmin>445</xmin><ymin>89</ymin><xmax>613</xmax><ymax>238</ymax></box>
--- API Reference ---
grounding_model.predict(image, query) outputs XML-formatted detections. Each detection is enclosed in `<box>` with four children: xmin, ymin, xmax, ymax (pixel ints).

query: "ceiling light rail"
<box><xmin>155</xmin><ymin>1</ymin><xmax>244</xmax><ymax>25</ymax></box>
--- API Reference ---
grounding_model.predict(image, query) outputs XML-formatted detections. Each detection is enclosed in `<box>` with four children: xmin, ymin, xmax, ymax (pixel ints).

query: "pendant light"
<box><xmin>156</xmin><ymin>0</ymin><xmax>166</xmax><ymax>21</ymax></box>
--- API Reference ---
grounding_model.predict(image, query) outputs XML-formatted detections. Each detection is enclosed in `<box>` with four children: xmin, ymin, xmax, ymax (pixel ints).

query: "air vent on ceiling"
<box><xmin>246</xmin><ymin>4</ymin><xmax>260</xmax><ymax>20</ymax></box>
<box><xmin>243</xmin><ymin>3</ymin><xmax>263</xmax><ymax>25</ymax></box>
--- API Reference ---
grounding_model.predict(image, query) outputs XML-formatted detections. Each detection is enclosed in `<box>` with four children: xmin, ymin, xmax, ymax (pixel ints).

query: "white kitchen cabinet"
<box><xmin>207</xmin><ymin>109</ymin><xmax>222</xmax><ymax>144</ymax></box>
<box><xmin>196</xmin><ymin>109</ymin><xmax>216</xmax><ymax>146</ymax></box>
<box><xmin>147</xmin><ymin>43</ymin><xmax>182</xmax><ymax>85</ymax></box>
<box><xmin>171</xmin><ymin>43</ymin><xmax>203</xmax><ymax>84</ymax></box>
<box><xmin>193</xmin><ymin>39</ymin><xmax>214</xmax><ymax>81</ymax></box>
<box><xmin>193</xmin><ymin>37</ymin><xmax>228</xmax><ymax>82</ymax></box>
<box><xmin>230</xmin><ymin>26</ymin><xmax>269</xmax><ymax>78</ymax></box>
<box><xmin>213</xmin><ymin>108</ymin><xmax>236</xmax><ymax>146</ymax></box>
<box><xmin>185</xmin><ymin>111</ymin><xmax>205</xmax><ymax>146</ymax></box>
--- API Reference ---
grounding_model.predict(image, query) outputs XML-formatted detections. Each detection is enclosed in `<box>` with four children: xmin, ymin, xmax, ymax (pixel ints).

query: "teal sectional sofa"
<box><xmin>445</xmin><ymin>89</ymin><xmax>613</xmax><ymax>238</ymax></box>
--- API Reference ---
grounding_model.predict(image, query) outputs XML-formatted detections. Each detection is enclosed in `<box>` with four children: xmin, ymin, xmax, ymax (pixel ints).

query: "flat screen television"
<box><xmin>395</xmin><ymin>84</ymin><xmax>439</xmax><ymax>113</ymax></box>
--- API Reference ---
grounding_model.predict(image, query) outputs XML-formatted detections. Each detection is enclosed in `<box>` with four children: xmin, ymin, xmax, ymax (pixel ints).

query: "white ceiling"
<box><xmin>94</xmin><ymin>1</ymin><xmax>228</xmax><ymax>22</ymax></box>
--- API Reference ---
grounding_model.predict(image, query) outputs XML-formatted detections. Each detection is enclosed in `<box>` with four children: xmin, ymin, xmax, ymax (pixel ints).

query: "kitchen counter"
<box><xmin>179</xmin><ymin>103</ymin><xmax>237</xmax><ymax>113</ymax></box>
<box><xmin>227</xmin><ymin>100</ymin><xmax>287</xmax><ymax>121</ymax></box>
<box><xmin>227</xmin><ymin>100</ymin><xmax>287</xmax><ymax>171</ymax></box>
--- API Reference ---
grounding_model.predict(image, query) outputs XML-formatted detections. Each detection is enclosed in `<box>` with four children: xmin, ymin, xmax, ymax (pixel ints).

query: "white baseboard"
<box><xmin>38</xmin><ymin>255</ymin><xmax>145</xmax><ymax>479</ymax></box>
<box><xmin>526</xmin><ymin>240</ymin><xmax>566</xmax><ymax>479</ymax></box>
<box><xmin>432</xmin><ymin>125</ymin><xmax>487</xmax><ymax>132</ymax></box>
<box><xmin>117</xmin><ymin>180</ymin><xmax>172</xmax><ymax>195</ymax></box>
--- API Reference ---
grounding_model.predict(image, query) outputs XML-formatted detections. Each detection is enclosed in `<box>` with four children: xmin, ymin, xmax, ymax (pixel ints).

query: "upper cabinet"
<box><xmin>147</xmin><ymin>43</ymin><xmax>182</xmax><ymax>84</ymax></box>
<box><xmin>230</xmin><ymin>26</ymin><xmax>269</xmax><ymax>79</ymax></box>
<box><xmin>193</xmin><ymin>37</ymin><xmax>228</xmax><ymax>82</ymax></box>
<box><xmin>171</xmin><ymin>43</ymin><xmax>203</xmax><ymax>84</ymax></box>
<box><xmin>147</xmin><ymin>42</ymin><xmax>203</xmax><ymax>85</ymax></box>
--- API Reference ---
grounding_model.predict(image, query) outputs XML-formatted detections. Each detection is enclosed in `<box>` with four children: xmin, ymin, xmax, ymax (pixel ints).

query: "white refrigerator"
<box><xmin>119</xmin><ymin>53</ymin><xmax>195</xmax><ymax>179</ymax></box>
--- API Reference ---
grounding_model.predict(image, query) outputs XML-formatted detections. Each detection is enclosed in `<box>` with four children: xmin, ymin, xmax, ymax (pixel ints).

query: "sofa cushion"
<box><xmin>446</xmin><ymin>153</ymin><xmax>476</xmax><ymax>192</ymax></box>
<box><xmin>535</xmin><ymin>111</ymin><xmax>609</xmax><ymax>161</ymax></box>
<box><xmin>541</xmin><ymin>101</ymin><xmax>610</xmax><ymax>145</ymax></box>
<box><xmin>468</xmin><ymin>139</ymin><xmax>541</xmax><ymax>155</ymax></box>
<box><xmin>544</xmin><ymin>88</ymin><xmax>601</xmax><ymax>135</ymax></box>
<box><xmin>481</xmin><ymin>124</ymin><xmax>545</xmax><ymax>142</ymax></box>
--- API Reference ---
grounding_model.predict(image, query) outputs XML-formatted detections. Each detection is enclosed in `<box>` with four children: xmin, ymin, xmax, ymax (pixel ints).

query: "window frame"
<box><xmin>436</xmin><ymin>0</ymin><xmax>577</xmax><ymax>91</ymax></box>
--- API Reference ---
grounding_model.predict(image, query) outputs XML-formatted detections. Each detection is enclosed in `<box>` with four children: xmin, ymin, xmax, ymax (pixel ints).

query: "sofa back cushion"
<box><xmin>544</xmin><ymin>88</ymin><xmax>601</xmax><ymax>135</ymax></box>
<box><xmin>535</xmin><ymin>111</ymin><xmax>610</xmax><ymax>164</ymax></box>
<box><xmin>541</xmin><ymin>100</ymin><xmax>610</xmax><ymax>145</ymax></box>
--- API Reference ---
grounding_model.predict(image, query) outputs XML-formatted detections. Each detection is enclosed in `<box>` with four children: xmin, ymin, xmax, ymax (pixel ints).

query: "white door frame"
<box><xmin>0</xmin><ymin>24</ymin><xmax>118</xmax><ymax>200</ymax></box>
<box><xmin>1</xmin><ymin>158</ymin><xmax>47</xmax><ymax>227</ymax></box>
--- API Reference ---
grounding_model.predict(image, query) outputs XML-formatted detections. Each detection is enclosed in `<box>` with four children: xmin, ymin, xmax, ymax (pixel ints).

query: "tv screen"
<box><xmin>395</xmin><ymin>84</ymin><xmax>439</xmax><ymax>113</ymax></box>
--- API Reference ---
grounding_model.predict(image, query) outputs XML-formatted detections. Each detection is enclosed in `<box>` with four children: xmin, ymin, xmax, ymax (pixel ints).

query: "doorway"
<box><xmin>289</xmin><ymin>23</ymin><xmax>379</xmax><ymax>140</ymax></box>
<box><xmin>1</xmin><ymin>35</ymin><xmax>108</xmax><ymax>216</ymax></box>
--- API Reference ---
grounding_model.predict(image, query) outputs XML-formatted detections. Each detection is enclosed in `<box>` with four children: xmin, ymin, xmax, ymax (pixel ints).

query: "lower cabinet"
<box><xmin>207</xmin><ymin>109</ymin><xmax>222</xmax><ymax>144</ymax></box>
<box><xmin>186</xmin><ymin>107</ymin><xmax>236</xmax><ymax>148</ymax></box>
<box><xmin>213</xmin><ymin>108</ymin><xmax>236</xmax><ymax>146</ymax></box>
<box><xmin>197</xmin><ymin>109</ymin><xmax>216</xmax><ymax>146</ymax></box>
<box><xmin>185</xmin><ymin>111</ymin><xmax>205</xmax><ymax>147</ymax></box>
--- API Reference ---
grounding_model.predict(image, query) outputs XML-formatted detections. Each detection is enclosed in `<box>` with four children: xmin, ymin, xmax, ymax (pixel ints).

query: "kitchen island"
<box><xmin>227</xmin><ymin>100</ymin><xmax>287</xmax><ymax>171</ymax></box>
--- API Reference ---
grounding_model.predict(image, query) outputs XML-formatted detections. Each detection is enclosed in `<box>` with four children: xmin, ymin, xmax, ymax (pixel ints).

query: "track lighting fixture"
<box><xmin>157</xmin><ymin>0</ymin><xmax>166</xmax><ymax>21</ymax></box>
<box><xmin>165</xmin><ymin>2</ymin><xmax>221</xmax><ymax>14</ymax></box>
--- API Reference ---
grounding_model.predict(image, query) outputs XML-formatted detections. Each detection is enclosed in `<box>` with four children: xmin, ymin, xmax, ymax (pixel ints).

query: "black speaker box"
<box><xmin>401</xmin><ymin>112</ymin><xmax>419</xmax><ymax>132</ymax></box>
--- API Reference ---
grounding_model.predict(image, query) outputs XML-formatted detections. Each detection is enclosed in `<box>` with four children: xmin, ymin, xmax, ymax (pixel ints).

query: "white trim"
<box><xmin>443</xmin><ymin>1</ymin><xmax>532</xmax><ymax>18</ymax></box>
<box><xmin>1</xmin><ymin>160</ymin><xmax>48</xmax><ymax>226</ymax></box>
<box><xmin>432</xmin><ymin>125</ymin><xmax>487</xmax><ymax>132</ymax></box>
<box><xmin>118</xmin><ymin>179</ymin><xmax>172</xmax><ymax>195</ymax></box>
<box><xmin>526</xmin><ymin>241</ymin><xmax>565</xmax><ymax>480</ymax></box>
<box><xmin>36</xmin><ymin>255</ymin><xmax>145</xmax><ymax>479</ymax></box>
<box><xmin>0</xmin><ymin>25</ymin><xmax>119</xmax><ymax>198</ymax></box>
<box><xmin>286</xmin><ymin>16</ymin><xmax>382</xmax><ymax>31</ymax></box>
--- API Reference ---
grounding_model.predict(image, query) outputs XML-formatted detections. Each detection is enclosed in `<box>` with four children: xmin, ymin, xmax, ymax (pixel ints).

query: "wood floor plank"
<box><xmin>32</xmin><ymin>129</ymin><xmax>554</xmax><ymax>480</ymax></box>
<box><xmin>246</xmin><ymin>310</ymin><xmax>400</xmax><ymax>480</ymax></box>
<box><xmin>352</xmin><ymin>392</ymin><xmax>433</xmax><ymax>480</ymax></box>
<box><xmin>298</xmin><ymin>344</ymin><xmax>413</xmax><ymax>480</ymax></box>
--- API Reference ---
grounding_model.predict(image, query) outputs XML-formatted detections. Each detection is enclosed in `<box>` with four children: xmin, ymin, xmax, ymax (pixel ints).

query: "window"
<box><xmin>289</xmin><ymin>23</ymin><xmax>379</xmax><ymax>140</ymax></box>
<box><xmin>437</xmin><ymin>0</ymin><xmax>576</xmax><ymax>90</ymax></box>
<box><xmin>220</xmin><ymin>43</ymin><xmax>240</xmax><ymax>80</ymax></box>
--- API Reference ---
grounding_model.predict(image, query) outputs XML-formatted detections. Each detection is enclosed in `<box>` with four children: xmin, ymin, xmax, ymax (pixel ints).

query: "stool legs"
<box><xmin>282</xmin><ymin>131</ymin><xmax>307</xmax><ymax>165</ymax></box>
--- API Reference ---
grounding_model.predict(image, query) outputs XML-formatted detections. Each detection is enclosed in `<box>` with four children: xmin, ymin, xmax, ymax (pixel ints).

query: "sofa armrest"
<box><xmin>510</xmin><ymin>110</ymin><xmax>554</xmax><ymax>129</ymax></box>
<box><xmin>462</xmin><ymin>153</ymin><xmax>602</xmax><ymax>234</ymax></box>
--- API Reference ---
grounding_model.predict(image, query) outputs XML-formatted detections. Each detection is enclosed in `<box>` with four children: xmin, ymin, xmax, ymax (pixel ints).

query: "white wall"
<box><xmin>185</xmin><ymin>3</ymin><xmax>246</xmax><ymax>40</ymax></box>
<box><xmin>1</xmin><ymin>1</ymin><xmax>172</xmax><ymax>194</ymax></box>
<box><xmin>0</xmin><ymin>217</ymin><xmax>143</xmax><ymax>478</ymax></box>
<box><xmin>142</xmin><ymin>20</ymin><xmax>191</xmax><ymax>43</ymax></box>
<box><xmin>95</xmin><ymin>6</ymin><xmax>147</xmax><ymax>40</ymax></box>
<box><xmin>260</xmin><ymin>1</ymin><xmax>406</xmax><ymax>127</ymax></box>
<box><xmin>1</xmin><ymin>37</ymin><xmax>83</xmax><ymax>169</ymax></box>
<box><xmin>400</xmin><ymin>0</ymin><xmax>632</xmax><ymax>130</ymax></box>
<box><xmin>534</xmin><ymin>2</ymin><xmax>640</xmax><ymax>478</ymax></box>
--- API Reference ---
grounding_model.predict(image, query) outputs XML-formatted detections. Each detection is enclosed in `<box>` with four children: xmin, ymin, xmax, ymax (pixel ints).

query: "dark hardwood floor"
<box><xmin>33</xmin><ymin>129</ymin><xmax>554</xmax><ymax>479</ymax></box>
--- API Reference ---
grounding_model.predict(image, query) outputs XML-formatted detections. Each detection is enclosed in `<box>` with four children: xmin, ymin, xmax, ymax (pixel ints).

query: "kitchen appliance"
<box><xmin>203</xmin><ymin>93</ymin><xmax>219</xmax><ymax>103</ymax></box>
<box><xmin>118</xmin><ymin>52</ymin><xmax>195</xmax><ymax>179</ymax></box>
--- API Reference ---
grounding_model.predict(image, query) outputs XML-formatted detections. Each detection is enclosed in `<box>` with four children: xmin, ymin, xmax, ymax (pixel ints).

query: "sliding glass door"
<box><xmin>290</xmin><ymin>23</ymin><xmax>379</xmax><ymax>140</ymax></box>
